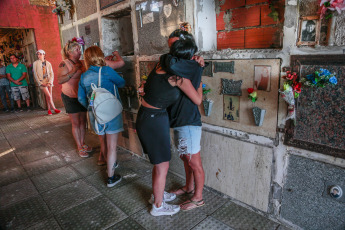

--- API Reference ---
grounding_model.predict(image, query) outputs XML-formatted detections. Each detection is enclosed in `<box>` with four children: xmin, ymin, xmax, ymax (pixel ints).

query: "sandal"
<box><xmin>82</xmin><ymin>144</ymin><xmax>93</xmax><ymax>153</ymax></box>
<box><xmin>97</xmin><ymin>160</ymin><xmax>106</xmax><ymax>166</ymax></box>
<box><xmin>171</xmin><ymin>187</ymin><xmax>194</xmax><ymax>196</ymax></box>
<box><xmin>180</xmin><ymin>199</ymin><xmax>205</xmax><ymax>211</ymax></box>
<box><xmin>78</xmin><ymin>149</ymin><xmax>89</xmax><ymax>158</ymax></box>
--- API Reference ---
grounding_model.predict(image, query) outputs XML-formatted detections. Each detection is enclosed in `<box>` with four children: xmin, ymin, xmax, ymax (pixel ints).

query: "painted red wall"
<box><xmin>0</xmin><ymin>0</ymin><xmax>63</xmax><ymax>107</ymax></box>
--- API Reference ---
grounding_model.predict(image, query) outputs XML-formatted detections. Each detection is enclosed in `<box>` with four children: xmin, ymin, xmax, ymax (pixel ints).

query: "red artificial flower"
<box><xmin>247</xmin><ymin>88</ymin><xmax>254</xmax><ymax>94</ymax></box>
<box><xmin>71</xmin><ymin>37</ymin><xmax>77</xmax><ymax>42</ymax></box>
<box><xmin>292</xmin><ymin>82</ymin><xmax>302</xmax><ymax>93</ymax></box>
<box><xmin>286</xmin><ymin>73</ymin><xmax>293</xmax><ymax>80</ymax></box>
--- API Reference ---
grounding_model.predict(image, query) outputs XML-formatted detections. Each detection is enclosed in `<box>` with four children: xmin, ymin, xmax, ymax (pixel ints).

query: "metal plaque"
<box><xmin>214</xmin><ymin>61</ymin><xmax>234</xmax><ymax>73</ymax></box>
<box><xmin>221</xmin><ymin>79</ymin><xmax>242</xmax><ymax>96</ymax></box>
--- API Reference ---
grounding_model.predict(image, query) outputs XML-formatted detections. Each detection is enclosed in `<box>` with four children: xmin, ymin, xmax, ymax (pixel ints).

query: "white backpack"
<box><xmin>90</xmin><ymin>67</ymin><xmax>123</xmax><ymax>134</ymax></box>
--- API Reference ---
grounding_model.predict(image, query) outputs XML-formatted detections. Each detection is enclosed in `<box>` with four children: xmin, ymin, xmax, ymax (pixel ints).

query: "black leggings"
<box><xmin>136</xmin><ymin>106</ymin><xmax>171</xmax><ymax>165</ymax></box>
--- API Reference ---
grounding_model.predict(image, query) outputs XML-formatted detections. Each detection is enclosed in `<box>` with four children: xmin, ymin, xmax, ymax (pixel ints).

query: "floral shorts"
<box><xmin>11</xmin><ymin>86</ymin><xmax>30</xmax><ymax>101</ymax></box>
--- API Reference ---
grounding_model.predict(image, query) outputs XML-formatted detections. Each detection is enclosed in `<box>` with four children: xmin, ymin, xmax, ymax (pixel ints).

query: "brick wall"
<box><xmin>0</xmin><ymin>0</ymin><xmax>63</xmax><ymax>107</ymax></box>
<box><xmin>217</xmin><ymin>0</ymin><xmax>285</xmax><ymax>50</ymax></box>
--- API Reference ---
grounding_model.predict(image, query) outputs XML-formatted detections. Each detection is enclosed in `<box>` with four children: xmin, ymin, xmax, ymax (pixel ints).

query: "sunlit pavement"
<box><xmin>0</xmin><ymin>109</ymin><xmax>291</xmax><ymax>230</ymax></box>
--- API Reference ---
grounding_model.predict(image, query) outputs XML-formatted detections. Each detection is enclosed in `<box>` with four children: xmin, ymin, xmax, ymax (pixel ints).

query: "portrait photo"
<box><xmin>297</xmin><ymin>16</ymin><xmax>320</xmax><ymax>46</ymax></box>
<box><xmin>254</xmin><ymin>65</ymin><xmax>271</xmax><ymax>91</ymax></box>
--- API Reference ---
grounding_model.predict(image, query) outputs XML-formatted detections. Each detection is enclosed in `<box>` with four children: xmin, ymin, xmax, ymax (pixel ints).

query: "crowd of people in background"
<box><xmin>0</xmin><ymin>24</ymin><xmax>206</xmax><ymax>217</ymax></box>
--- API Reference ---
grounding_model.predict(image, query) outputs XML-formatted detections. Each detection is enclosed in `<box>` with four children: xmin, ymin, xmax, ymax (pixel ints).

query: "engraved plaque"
<box><xmin>214</xmin><ymin>61</ymin><xmax>234</xmax><ymax>73</ymax></box>
<box><xmin>221</xmin><ymin>79</ymin><xmax>242</xmax><ymax>96</ymax></box>
<box><xmin>202</xmin><ymin>61</ymin><xmax>213</xmax><ymax>77</ymax></box>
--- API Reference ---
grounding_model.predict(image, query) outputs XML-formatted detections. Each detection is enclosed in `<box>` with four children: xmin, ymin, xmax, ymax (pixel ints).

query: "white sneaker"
<box><xmin>150</xmin><ymin>201</ymin><xmax>180</xmax><ymax>216</ymax></box>
<box><xmin>148</xmin><ymin>191</ymin><xmax>176</xmax><ymax>204</ymax></box>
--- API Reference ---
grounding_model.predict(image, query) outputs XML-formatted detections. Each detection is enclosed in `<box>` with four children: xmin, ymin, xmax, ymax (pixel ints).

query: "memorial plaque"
<box><xmin>285</xmin><ymin>55</ymin><xmax>345</xmax><ymax>159</ymax></box>
<box><xmin>214</xmin><ymin>61</ymin><xmax>234</xmax><ymax>73</ymax></box>
<box><xmin>202</xmin><ymin>61</ymin><xmax>213</xmax><ymax>77</ymax></box>
<box><xmin>221</xmin><ymin>79</ymin><xmax>242</xmax><ymax>96</ymax></box>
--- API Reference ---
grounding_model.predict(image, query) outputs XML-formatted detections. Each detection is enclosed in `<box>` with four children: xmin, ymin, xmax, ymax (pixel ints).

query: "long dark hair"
<box><xmin>169</xmin><ymin>38</ymin><xmax>198</xmax><ymax>60</ymax></box>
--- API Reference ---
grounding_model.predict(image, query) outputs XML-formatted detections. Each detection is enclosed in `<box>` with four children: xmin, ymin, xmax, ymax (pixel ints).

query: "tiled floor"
<box><xmin>0</xmin><ymin>109</ymin><xmax>291</xmax><ymax>230</ymax></box>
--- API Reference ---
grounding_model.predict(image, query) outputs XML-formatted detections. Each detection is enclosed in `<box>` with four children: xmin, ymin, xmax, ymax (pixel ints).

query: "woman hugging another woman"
<box><xmin>136</xmin><ymin>37</ymin><xmax>203</xmax><ymax>216</ymax></box>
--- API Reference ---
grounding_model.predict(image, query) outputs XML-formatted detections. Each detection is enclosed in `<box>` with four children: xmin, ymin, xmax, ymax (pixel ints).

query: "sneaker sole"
<box><xmin>148</xmin><ymin>193</ymin><xmax>176</xmax><ymax>204</ymax></box>
<box><xmin>150</xmin><ymin>209</ymin><xmax>180</xmax><ymax>216</ymax></box>
<box><xmin>107</xmin><ymin>176</ymin><xmax>122</xmax><ymax>188</ymax></box>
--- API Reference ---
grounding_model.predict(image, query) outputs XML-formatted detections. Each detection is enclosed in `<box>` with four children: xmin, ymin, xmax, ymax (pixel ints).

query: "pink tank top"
<box><xmin>61</xmin><ymin>59</ymin><xmax>84</xmax><ymax>98</ymax></box>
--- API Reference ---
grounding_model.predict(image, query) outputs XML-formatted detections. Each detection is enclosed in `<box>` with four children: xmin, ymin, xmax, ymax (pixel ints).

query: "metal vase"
<box><xmin>252</xmin><ymin>106</ymin><xmax>266</xmax><ymax>126</ymax></box>
<box><xmin>58</xmin><ymin>14</ymin><xmax>64</xmax><ymax>24</ymax></box>
<box><xmin>203</xmin><ymin>100</ymin><xmax>213</xmax><ymax>116</ymax></box>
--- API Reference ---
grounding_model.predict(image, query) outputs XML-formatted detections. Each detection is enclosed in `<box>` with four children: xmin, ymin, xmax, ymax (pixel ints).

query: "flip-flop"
<box><xmin>180</xmin><ymin>199</ymin><xmax>205</xmax><ymax>211</ymax></box>
<box><xmin>171</xmin><ymin>187</ymin><xmax>194</xmax><ymax>196</ymax></box>
<box><xmin>97</xmin><ymin>160</ymin><xmax>106</xmax><ymax>166</ymax></box>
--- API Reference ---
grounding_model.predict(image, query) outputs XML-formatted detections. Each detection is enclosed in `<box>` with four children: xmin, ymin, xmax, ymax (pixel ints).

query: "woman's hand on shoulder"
<box><xmin>192</xmin><ymin>55</ymin><xmax>205</xmax><ymax>67</ymax></box>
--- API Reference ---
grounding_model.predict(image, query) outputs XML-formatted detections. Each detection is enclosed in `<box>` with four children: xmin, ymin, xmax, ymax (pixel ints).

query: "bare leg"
<box><xmin>153</xmin><ymin>161</ymin><xmax>169</xmax><ymax>208</ymax></box>
<box><xmin>106</xmin><ymin>133</ymin><xmax>119</xmax><ymax>177</ymax></box>
<box><xmin>98</xmin><ymin>135</ymin><xmax>107</xmax><ymax>162</ymax></box>
<box><xmin>181</xmin><ymin>154</ymin><xmax>195</xmax><ymax>192</ymax></box>
<box><xmin>16</xmin><ymin>100</ymin><xmax>21</xmax><ymax>108</ymax></box>
<box><xmin>25</xmin><ymin>99</ymin><xmax>30</xmax><ymax>107</ymax></box>
<box><xmin>41</xmin><ymin>87</ymin><xmax>51</xmax><ymax>110</ymax></box>
<box><xmin>69</xmin><ymin>113</ymin><xmax>83</xmax><ymax>149</ymax></box>
<box><xmin>79</xmin><ymin>112</ymin><xmax>87</xmax><ymax>146</ymax></box>
<box><xmin>42</xmin><ymin>86</ymin><xmax>56</xmax><ymax>110</ymax></box>
<box><xmin>185</xmin><ymin>152</ymin><xmax>204</xmax><ymax>201</ymax></box>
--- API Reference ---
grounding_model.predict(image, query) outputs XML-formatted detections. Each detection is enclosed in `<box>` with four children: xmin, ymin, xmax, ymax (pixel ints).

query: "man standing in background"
<box><xmin>0</xmin><ymin>60</ymin><xmax>15</xmax><ymax>112</ymax></box>
<box><xmin>6</xmin><ymin>54</ymin><xmax>31</xmax><ymax>111</ymax></box>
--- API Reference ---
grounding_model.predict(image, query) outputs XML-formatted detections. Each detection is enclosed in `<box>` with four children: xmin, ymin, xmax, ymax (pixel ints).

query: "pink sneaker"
<box><xmin>54</xmin><ymin>109</ymin><xmax>61</xmax><ymax>114</ymax></box>
<box><xmin>48</xmin><ymin>110</ymin><xmax>53</xmax><ymax>115</ymax></box>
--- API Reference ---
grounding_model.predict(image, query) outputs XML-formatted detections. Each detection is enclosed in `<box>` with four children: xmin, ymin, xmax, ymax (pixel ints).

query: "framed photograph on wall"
<box><xmin>297</xmin><ymin>16</ymin><xmax>320</xmax><ymax>46</ymax></box>
<box><xmin>254</xmin><ymin>65</ymin><xmax>271</xmax><ymax>91</ymax></box>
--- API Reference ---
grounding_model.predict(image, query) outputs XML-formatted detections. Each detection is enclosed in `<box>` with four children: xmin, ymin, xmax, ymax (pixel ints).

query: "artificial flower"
<box><xmin>202</xmin><ymin>84</ymin><xmax>211</xmax><ymax>96</ymax></box>
<box><xmin>320</xmin><ymin>0</ymin><xmax>345</xmax><ymax>19</ymax></box>
<box><xmin>247</xmin><ymin>88</ymin><xmax>254</xmax><ymax>94</ymax></box>
<box><xmin>301</xmin><ymin>68</ymin><xmax>337</xmax><ymax>88</ymax></box>
<box><xmin>329</xmin><ymin>76</ymin><xmax>338</xmax><ymax>84</ymax></box>
<box><xmin>248</xmin><ymin>88</ymin><xmax>258</xmax><ymax>103</ymax></box>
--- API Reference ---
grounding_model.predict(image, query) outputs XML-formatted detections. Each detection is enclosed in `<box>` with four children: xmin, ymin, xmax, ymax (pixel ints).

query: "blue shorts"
<box><xmin>173</xmin><ymin>125</ymin><xmax>202</xmax><ymax>155</ymax></box>
<box><xmin>88</xmin><ymin>111</ymin><xmax>124</xmax><ymax>135</ymax></box>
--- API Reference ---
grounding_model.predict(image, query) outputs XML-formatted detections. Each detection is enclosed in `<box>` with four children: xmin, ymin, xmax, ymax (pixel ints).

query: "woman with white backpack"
<box><xmin>78</xmin><ymin>46</ymin><xmax>125</xmax><ymax>187</ymax></box>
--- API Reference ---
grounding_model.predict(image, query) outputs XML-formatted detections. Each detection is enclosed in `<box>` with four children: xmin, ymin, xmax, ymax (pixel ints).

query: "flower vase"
<box><xmin>203</xmin><ymin>100</ymin><xmax>213</xmax><ymax>116</ymax></box>
<box><xmin>58</xmin><ymin>14</ymin><xmax>64</xmax><ymax>24</ymax></box>
<box><xmin>67</xmin><ymin>10</ymin><xmax>73</xmax><ymax>20</ymax></box>
<box><xmin>252</xmin><ymin>106</ymin><xmax>266</xmax><ymax>126</ymax></box>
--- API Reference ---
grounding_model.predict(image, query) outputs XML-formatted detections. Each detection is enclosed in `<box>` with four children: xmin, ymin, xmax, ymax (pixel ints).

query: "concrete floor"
<box><xmin>0</xmin><ymin>109</ymin><xmax>292</xmax><ymax>230</ymax></box>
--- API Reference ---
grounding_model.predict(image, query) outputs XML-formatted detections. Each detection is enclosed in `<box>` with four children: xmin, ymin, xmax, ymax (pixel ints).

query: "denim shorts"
<box><xmin>88</xmin><ymin>111</ymin><xmax>124</xmax><ymax>135</ymax></box>
<box><xmin>173</xmin><ymin>125</ymin><xmax>202</xmax><ymax>155</ymax></box>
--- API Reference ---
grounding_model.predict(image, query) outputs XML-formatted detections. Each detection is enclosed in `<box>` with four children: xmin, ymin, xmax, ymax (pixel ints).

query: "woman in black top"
<box><xmin>136</xmin><ymin>38</ymin><xmax>202</xmax><ymax>216</ymax></box>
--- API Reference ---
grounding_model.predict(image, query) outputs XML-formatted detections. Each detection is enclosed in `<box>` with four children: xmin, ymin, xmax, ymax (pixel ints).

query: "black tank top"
<box><xmin>143</xmin><ymin>68</ymin><xmax>180</xmax><ymax>109</ymax></box>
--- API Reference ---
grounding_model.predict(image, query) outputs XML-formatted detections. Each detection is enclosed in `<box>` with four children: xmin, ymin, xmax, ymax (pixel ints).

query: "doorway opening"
<box><xmin>0</xmin><ymin>27</ymin><xmax>46</xmax><ymax>110</ymax></box>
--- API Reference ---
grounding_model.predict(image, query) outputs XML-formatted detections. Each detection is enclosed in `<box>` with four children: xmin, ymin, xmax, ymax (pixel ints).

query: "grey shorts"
<box><xmin>11</xmin><ymin>86</ymin><xmax>30</xmax><ymax>101</ymax></box>
<box><xmin>173</xmin><ymin>125</ymin><xmax>202</xmax><ymax>155</ymax></box>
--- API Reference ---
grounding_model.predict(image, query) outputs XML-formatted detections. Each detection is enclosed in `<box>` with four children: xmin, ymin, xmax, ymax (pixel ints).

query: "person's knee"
<box><xmin>70</xmin><ymin>117</ymin><xmax>80</xmax><ymax>127</ymax></box>
<box><xmin>187</xmin><ymin>154</ymin><xmax>202</xmax><ymax>170</ymax></box>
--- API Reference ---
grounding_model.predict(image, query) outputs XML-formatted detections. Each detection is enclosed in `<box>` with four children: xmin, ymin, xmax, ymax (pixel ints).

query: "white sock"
<box><xmin>153</xmin><ymin>203</ymin><xmax>163</xmax><ymax>209</ymax></box>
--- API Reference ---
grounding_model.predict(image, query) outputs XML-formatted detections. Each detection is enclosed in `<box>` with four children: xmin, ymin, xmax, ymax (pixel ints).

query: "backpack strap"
<box><xmin>98</xmin><ymin>66</ymin><xmax>119</xmax><ymax>100</ymax></box>
<box><xmin>98</xmin><ymin>67</ymin><xmax>102</xmax><ymax>87</ymax></box>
